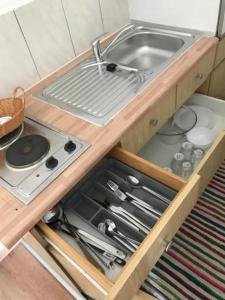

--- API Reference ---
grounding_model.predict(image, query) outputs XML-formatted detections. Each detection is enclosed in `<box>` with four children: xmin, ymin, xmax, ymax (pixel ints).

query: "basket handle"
<box><xmin>13</xmin><ymin>86</ymin><xmax>25</xmax><ymax>107</ymax></box>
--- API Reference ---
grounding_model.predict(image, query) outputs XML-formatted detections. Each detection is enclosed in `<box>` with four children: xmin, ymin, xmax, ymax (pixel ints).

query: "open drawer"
<box><xmin>33</xmin><ymin>147</ymin><xmax>200</xmax><ymax>300</ymax></box>
<box><xmin>135</xmin><ymin>94</ymin><xmax>225</xmax><ymax>195</ymax></box>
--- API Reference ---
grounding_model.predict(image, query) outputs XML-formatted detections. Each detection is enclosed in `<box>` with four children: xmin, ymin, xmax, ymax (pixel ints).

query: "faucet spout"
<box><xmin>92</xmin><ymin>23</ymin><xmax>136</xmax><ymax>63</ymax></box>
<box><xmin>101</xmin><ymin>24</ymin><xmax>136</xmax><ymax>57</ymax></box>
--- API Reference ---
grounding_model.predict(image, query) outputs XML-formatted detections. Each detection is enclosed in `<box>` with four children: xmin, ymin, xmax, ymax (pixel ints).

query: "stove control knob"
<box><xmin>64</xmin><ymin>141</ymin><xmax>76</xmax><ymax>153</ymax></box>
<box><xmin>46</xmin><ymin>156</ymin><xmax>58</xmax><ymax>170</ymax></box>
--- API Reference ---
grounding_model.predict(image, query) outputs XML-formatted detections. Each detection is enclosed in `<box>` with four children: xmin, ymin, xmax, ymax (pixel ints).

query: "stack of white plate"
<box><xmin>173</xmin><ymin>105</ymin><xmax>217</xmax><ymax>149</ymax></box>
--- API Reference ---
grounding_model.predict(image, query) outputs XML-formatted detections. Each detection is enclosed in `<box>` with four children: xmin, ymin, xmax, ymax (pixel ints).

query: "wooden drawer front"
<box><xmin>106</xmin><ymin>148</ymin><xmax>200</xmax><ymax>300</ymax></box>
<box><xmin>208</xmin><ymin>58</ymin><xmax>225</xmax><ymax>100</ymax></box>
<box><xmin>193</xmin><ymin>131</ymin><xmax>225</xmax><ymax>194</ymax></box>
<box><xmin>120</xmin><ymin>88</ymin><xmax>176</xmax><ymax>153</ymax></box>
<box><xmin>177</xmin><ymin>46</ymin><xmax>216</xmax><ymax>108</ymax></box>
<box><xmin>36</xmin><ymin>147</ymin><xmax>200</xmax><ymax>300</ymax></box>
<box><xmin>215</xmin><ymin>37</ymin><xmax>225</xmax><ymax>67</ymax></box>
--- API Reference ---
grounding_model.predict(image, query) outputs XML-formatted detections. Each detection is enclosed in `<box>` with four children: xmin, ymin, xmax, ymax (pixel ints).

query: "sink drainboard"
<box><xmin>37</xmin><ymin>64</ymin><xmax>138</xmax><ymax>126</ymax></box>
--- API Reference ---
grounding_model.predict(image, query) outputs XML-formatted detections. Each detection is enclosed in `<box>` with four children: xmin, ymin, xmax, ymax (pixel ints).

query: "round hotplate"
<box><xmin>0</xmin><ymin>124</ymin><xmax>24</xmax><ymax>150</ymax></box>
<box><xmin>6</xmin><ymin>134</ymin><xmax>50</xmax><ymax>168</ymax></box>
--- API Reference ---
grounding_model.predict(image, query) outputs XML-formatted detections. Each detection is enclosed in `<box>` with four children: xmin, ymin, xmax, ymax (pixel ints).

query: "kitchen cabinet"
<box><xmin>31</xmin><ymin>147</ymin><xmax>200</xmax><ymax>300</ymax></box>
<box><xmin>207</xmin><ymin>58</ymin><xmax>225</xmax><ymax>100</ymax></box>
<box><xmin>198</xmin><ymin>36</ymin><xmax>225</xmax><ymax>100</ymax></box>
<box><xmin>119</xmin><ymin>42</ymin><xmax>225</xmax><ymax>198</ymax></box>
<box><xmin>206</xmin><ymin>37</ymin><xmax>225</xmax><ymax>100</ymax></box>
<box><xmin>120</xmin><ymin>44</ymin><xmax>217</xmax><ymax>155</ymax></box>
<box><xmin>0</xmin><ymin>35</ymin><xmax>219</xmax><ymax>299</ymax></box>
<box><xmin>214</xmin><ymin>36</ymin><xmax>225</xmax><ymax>67</ymax></box>
<box><xmin>176</xmin><ymin>45</ymin><xmax>216</xmax><ymax>108</ymax></box>
<box><xmin>120</xmin><ymin>88</ymin><xmax>176</xmax><ymax>154</ymax></box>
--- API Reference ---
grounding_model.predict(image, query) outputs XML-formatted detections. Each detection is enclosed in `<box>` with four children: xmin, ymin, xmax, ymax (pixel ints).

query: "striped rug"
<box><xmin>149</xmin><ymin>161</ymin><xmax>225</xmax><ymax>300</ymax></box>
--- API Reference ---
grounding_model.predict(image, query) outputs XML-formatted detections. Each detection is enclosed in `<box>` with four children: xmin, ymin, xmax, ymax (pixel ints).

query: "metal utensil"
<box><xmin>98</xmin><ymin>222</ymin><xmax>136</xmax><ymax>253</ymax></box>
<box><xmin>110</xmin><ymin>212</ymin><xmax>140</xmax><ymax>232</ymax></box>
<box><xmin>77</xmin><ymin>229</ymin><xmax>126</xmax><ymax>260</ymax></box>
<box><xmin>98</xmin><ymin>220</ymin><xmax>140</xmax><ymax>251</ymax></box>
<box><xmin>109</xmin><ymin>205</ymin><xmax>150</xmax><ymax>235</ymax></box>
<box><xmin>125</xmin><ymin>192</ymin><xmax>161</xmax><ymax>217</ymax></box>
<box><xmin>127</xmin><ymin>175</ymin><xmax>170</xmax><ymax>204</ymax></box>
<box><xmin>104</xmin><ymin>219</ymin><xmax>140</xmax><ymax>247</ymax></box>
<box><xmin>42</xmin><ymin>206</ymin><xmax>109</xmax><ymax>272</ymax></box>
<box><xmin>107</xmin><ymin>180</ymin><xmax>160</xmax><ymax>218</ymax></box>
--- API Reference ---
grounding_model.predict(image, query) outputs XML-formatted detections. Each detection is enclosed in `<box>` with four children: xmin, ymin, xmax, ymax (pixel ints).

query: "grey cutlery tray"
<box><xmin>61</xmin><ymin>157</ymin><xmax>177</xmax><ymax>255</ymax></box>
<box><xmin>64</xmin><ymin>191</ymin><xmax>144</xmax><ymax>249</ymax></box>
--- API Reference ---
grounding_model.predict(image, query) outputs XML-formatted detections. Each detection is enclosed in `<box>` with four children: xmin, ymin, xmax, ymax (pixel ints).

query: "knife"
<box><xmin>77</xmin><ymin>229</ymin><xmax>126</xmax><ymax>260</ymax></box>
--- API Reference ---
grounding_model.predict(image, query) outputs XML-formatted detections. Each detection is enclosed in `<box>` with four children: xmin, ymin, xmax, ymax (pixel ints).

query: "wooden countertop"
<box><xmin>0</xmin><ymin>36</ymin><xmax>218</xmax><ymax>257</ymax></box>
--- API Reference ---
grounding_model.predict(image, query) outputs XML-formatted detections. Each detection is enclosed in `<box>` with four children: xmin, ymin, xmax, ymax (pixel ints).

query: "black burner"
<box><xmin>6</xmin><ymin>135</ymin><xmax>50</xmax><ymax>168</ymax></box>
<box><xmin>0</xmin><ymin>124</ymin><xmax>23</xmax><ymax>149</ymax></box>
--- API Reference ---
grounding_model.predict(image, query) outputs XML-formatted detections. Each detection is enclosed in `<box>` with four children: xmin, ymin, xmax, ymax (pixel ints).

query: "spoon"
<box><xmin>99</xmin><ymin>219</ymin><xmax>140</xmax><ymax>249</ymax></box>
<box><xmin>104</xmin><ymin>219</ymin><xmax>140</xmax><ymax>247</ymax></box>
<box><xmin>42</xmin><ymin>205</ymin><xmax>109</xmax><ymax>272</ymax></box>
<box><xmin>98</xmin><ymin>222</ymin><xmax>136</xmax><ymax>253</ymax></box>
<box><xmin>127</xmin><ymin>175</ymin><xmax>170</xmax><ymax>204</ymax></box>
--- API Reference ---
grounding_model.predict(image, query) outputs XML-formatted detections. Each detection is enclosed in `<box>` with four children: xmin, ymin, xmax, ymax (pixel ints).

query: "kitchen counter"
<box><xmin>0</xmin><ymin>36</ymin><xmax>218</xmax><ymax>259</ymax></box>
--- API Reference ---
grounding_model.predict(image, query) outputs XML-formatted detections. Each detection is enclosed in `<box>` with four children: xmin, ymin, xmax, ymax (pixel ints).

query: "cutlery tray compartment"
<box><xmin>63</xmin><ymin>191</ymin><xmax>144</xmax><ymax>255</ymax></box>
<box><xmin>36</xmin><ymin>146</ymin><xmax>200</xmax><ymax>300</ymax></box>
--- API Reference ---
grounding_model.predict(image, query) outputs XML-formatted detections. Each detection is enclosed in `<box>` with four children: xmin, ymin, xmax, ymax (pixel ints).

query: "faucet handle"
<box><xmin>91</xmin><ymin>32</ymin><xmax>108</xmax><ymax>62</ymax></box>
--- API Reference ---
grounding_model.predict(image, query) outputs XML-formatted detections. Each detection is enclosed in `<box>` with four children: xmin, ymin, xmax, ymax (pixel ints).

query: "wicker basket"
<box><xmin>0</xmin><ymin>87</ymin><xmax>25</xmax><ymax>138</ymax></box>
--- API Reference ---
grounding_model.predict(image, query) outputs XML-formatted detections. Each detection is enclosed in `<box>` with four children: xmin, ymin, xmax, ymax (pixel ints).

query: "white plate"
<box><xmin>186</xmin><ymin>127</ymin><xmax>216</xmax><ymax>149</ymax></box>
<box><xmin>174</xmin><ymin>105</ymin><xmax>216</xmax><ymax>131</ymax></box>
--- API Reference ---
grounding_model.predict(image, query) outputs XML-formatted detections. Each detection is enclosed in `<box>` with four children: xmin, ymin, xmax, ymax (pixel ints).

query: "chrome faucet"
<box><xmin>92</xmin><ymin>23</ymin><xmax>136</xmax><ymax>63</ymax></box>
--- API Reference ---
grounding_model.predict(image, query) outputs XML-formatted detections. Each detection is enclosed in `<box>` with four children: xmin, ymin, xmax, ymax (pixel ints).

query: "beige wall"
<box><xmin>0</xmin><ymin>0</ymin><xmax>129</xmax><ymax>97</ymax></box>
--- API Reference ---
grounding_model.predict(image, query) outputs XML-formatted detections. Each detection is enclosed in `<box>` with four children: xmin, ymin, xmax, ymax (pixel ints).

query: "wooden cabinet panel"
<box><xmin>208</xmin><ymin>58</ymin><xmax>225</xmax><ymax>100</ymax></box>
<box><xmin>120</xmin><ymin>88</ymin><xmax>176</xmax><ymax>153</ymax></box>
<box><xmin>177</xmin><ymin>46</ymin><xmax>216</xmax><ymax>108</ymax></box>
<box><xmin>193</xmin><ymin>131</ymin><xmax>225</xmax><ymax>194</ymax></box>
<box><xmin>215</xmin><ymin>37</ymin><xmax>225</xmax><ymax>67</ymax></box>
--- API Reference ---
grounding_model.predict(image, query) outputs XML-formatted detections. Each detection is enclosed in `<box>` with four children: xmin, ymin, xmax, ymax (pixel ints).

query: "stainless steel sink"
<box><xmin>104</xmin><ymin>31</ymin><xmax>185</xmax><ymax>71</ymax></box>
<box><xmin>37</xmin><ymin>21</ymin><xmax>203</xmax><ymax>127</ymax></box>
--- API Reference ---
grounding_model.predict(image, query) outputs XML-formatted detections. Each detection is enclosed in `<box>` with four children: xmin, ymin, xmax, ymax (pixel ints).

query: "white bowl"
<box><xmin>186</xmin><ymin>127</ymin><xmax>216</xmax><ymax>149</ymax></box>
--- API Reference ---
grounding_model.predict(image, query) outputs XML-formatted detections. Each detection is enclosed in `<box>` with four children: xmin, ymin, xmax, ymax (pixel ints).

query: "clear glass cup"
<box><xmin>171</xmin><ymin>152</ymin><xmax>185</xmax><ymax>176</ymax></box>
<box><xmin>181</xmin><ymin>161</ymin><xmax>193</xmax><ymax>179</ymax></box>
<box><xmin>181</xmin><ymin>141</ymin><xmax>193</xmax><ymax>161</ymax></box>
<box><xmin>192</xmin><ymin>148</ymin><xmax>205</xmax><ymax>170</ymax></box>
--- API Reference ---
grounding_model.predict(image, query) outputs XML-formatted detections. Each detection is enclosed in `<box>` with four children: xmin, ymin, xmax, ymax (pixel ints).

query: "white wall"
<box><xmin>0</xmin><ymin>0</ymin><xmax>32</xmax><ymax>15</ymax></box>
<box><xmin>128</xmin><ymin>0</ymin><xmax>221</xmax><ymax>33</ymax></box>
<box><xmin>0</xmin><ymin>0</ymin><xmax>129</xmax><ymax>97</ymax></box>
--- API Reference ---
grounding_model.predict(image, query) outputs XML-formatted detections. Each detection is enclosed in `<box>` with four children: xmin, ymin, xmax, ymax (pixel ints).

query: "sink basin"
<box><xmin>37</xmin><ymin>22</ymin><xmax>201</xmax><ymax>127</ymax></box>
<box><xmin>105</xmin><ymin>31</ymin><xmax>185</xmax><ymax>71</ymax></box>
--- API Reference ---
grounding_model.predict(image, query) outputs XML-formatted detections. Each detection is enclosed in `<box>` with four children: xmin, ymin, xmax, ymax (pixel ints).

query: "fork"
<box><xmin>107</xmin><ymin>180</ymin><xmax>161</xmax><ymax>218</ymax></box>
